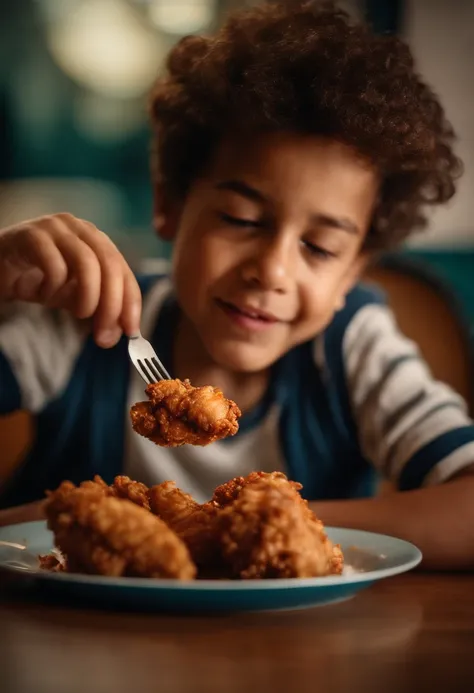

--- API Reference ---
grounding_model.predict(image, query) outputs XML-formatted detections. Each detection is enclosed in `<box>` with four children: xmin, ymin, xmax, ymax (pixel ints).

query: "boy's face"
<box><xmin>161</xmin><ymin>132</ymin><xmax>378</xmax><ymax>373</ymax></box>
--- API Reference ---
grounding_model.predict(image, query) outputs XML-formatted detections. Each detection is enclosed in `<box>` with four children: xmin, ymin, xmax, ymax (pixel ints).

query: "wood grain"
<box><xmin>1</xmin><ymin>573</ymin><xmax>474</xmax><ymax>693</ymax></box>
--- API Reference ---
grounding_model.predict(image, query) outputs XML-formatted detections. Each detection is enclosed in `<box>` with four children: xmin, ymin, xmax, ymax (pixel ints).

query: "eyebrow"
<box><xmin>310</xmin><ymin>213</ymin><xmax>360</xmax><ymax>236</ymax></box>
<box><xmin>215</xmin><ymin>179</ymin><xmax>360</xmax><ymax>235</ymax></box>
<box><xmin>215</xmin><ymin>179</ymin><xmax>267</xmax><ymax>203</ymax></box>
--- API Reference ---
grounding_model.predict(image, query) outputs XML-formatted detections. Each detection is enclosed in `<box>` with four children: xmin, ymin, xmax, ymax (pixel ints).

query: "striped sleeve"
<box><xmin>0</xmin><ymin>303</ymin><xmax>88</xmax><ymax>414</ymax></box>
<box><xmin>342</xmin><ymin>302</ymin><xmax>474</xmax><ymax>489</ymax></box>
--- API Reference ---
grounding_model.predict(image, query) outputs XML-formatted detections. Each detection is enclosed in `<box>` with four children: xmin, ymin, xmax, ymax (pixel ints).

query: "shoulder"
<box><xmin>303</xmin><ymin>282</ymin><xmax>394</xmax><ymax>438</ymax></box>
<box><xmin>283</xmin><ymin>284</ymin><xmax>389</xmax><ymax>419</ymax></box>
<box><xmin>311</xmin><ymin>282</ymin><xmax>388</xmax><ymax>368</ymax></box>
<box><xmin>326</xmin><ymin>282</ymin><xmax>387</xmax><ymax>342</ymax></box>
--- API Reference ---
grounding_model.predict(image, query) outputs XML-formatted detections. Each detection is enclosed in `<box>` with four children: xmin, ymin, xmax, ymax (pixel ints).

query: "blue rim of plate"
<box><xmin>0</xmin><ymin>521</ymin><xmax>422</xmax><ymax>590</ymax></box>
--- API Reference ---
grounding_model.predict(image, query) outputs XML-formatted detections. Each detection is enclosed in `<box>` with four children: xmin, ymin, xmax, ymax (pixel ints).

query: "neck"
<box><xmin>173</xmin><ymin>314</ymin><xmax>269</xmax><ymax>413</ymax></box>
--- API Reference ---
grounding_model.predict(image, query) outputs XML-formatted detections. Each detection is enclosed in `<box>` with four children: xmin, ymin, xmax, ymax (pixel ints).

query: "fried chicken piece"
<box><xmin>211</xmin><ymin>471</ymin><xmax>302</xmax><ymax>507</ymax></box>
<box><xmin>44</xmin><ymin>482</ymin><xmax>196</xmax><ymax>579</ymax></box>
<box><xmin>130</xmin><ymin>379</ymin><xmax>241</xmax><ymax>447</ymax></box>
<box><xmin>38</xmin><ymin>552</ymin><xmax>66</xmax><ymax>572</ymax></box>
<box><xmin>78</xmin><ymin>476</ymin><xmax>110</xmax><ymax>494</ymax></box>
<box><xmin>149</xmin><ymin>481</ymin><xmax>221</xmax><ymax>571</ymax></box>
<box><xmin>73</xmin><ymin>475</ymin><xmax>151</xmax><ymax>509</ymax></box>
<box><xmin>148</xmin><ymin>480</ymin><xmax>200</xmax><ymax>526</ymax></box>
<box><xmin>218</xmin><ymin>478</ymin><xmax>343</xmax><ymax>579</ymax></box>
<box><xmin>109</xmin><ymin>475</ymin><xmax>150</xmax><ymax>510</ymax></box>
<box><xmin>215</xmin><ymin>473</ymin><xmax>340</xmax><ymax>568</ymax></box>
<box><xmin>150</xmin><ymin>472</ymin><xmax>330</xmax><ymax>578</ymax></box>
<box><xmin>331</xmin><ymin>543</ymin><xmax>344</xmax><ymax>575</ymax></box>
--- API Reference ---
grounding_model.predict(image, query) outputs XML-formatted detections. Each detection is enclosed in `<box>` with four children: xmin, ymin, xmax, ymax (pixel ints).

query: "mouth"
<box><xmin>217</xmin><ymin>299</ymin><xmax>279</xmax><ymax>323</ymax></box>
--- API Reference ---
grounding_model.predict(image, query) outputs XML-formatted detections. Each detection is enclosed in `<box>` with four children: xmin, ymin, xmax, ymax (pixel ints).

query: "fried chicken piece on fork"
<box><xmin>130</xmin><ymin>379</ymin><xmax>241</xmax><ymax>447</ymax></box>
<box><xmin>43</xmin><ymin>481</ymin><xmax>196</xmax><ymax>579</ymax></box>
<box><xmin>217</xmin><ymin>477</ymin><xmax>344</xmax><ymax>579</ymax></box>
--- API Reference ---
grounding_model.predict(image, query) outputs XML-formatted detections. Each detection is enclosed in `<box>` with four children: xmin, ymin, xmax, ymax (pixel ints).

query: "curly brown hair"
<box><xmin>149</xmin><ymin>0</ymin><xmax>462</xmax><ymax>250</ymax></box>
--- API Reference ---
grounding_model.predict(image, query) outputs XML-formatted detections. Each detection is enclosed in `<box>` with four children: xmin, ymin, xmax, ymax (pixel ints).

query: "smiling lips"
<box><xmin>217</xmin><ymin>299</ymin><xmax>281</xmax><ymax>331</ymax></box>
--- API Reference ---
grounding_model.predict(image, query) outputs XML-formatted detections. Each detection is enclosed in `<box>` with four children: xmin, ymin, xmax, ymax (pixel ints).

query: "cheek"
<box><xmin>173</xmin><ymin>231</ymin><xmax>238</xmax><ymax>299</ymax></box>
<box><xmin>298</xmin><ymin>273</ymin><xmax>345</xmax><ymax>327</ymax></box>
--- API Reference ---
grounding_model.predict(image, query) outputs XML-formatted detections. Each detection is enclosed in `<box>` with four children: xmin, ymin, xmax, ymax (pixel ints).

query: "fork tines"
<box><xmin>128</xmin><ymin>332</ymin><xmax>172</xmax><ymax>385</ymax></box>
<box><xmin>137</xmin><ymin>357</ymin><xmax>170</xmax><ymax>385</ymax></box>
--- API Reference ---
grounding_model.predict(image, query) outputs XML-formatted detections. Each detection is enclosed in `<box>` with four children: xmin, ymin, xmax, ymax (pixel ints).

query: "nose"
<box><xmin>241</xmin><ymin>235</ymin><xmax>295</xmax><ymax>293</ymax></box>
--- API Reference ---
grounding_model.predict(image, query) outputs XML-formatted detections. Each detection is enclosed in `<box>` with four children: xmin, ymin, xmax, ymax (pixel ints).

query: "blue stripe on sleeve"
<box><xmin>0</xmin><ymin>351</ymin><xmax>21</xmax><ymax>414</ymax></box>
<box><xmin>398</xmin><ymin>425</ymin><xmax>474</xmax><ymax>491</ymax></box>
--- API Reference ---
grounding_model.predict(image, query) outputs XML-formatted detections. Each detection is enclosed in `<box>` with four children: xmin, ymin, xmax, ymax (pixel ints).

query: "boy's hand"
<box><xmin>0</xmin><ymin>213</ymin><xmax>142</xmax><ymax>347</ymax></box>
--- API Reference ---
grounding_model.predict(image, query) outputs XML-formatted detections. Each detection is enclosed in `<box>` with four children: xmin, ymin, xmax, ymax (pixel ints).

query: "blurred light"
<box><xmin>149</xmin><ymin>0</ymin><xmax>216</xmax><ymax>35</ymax></box>
<box><xmin>36</xmin><ymin>0</ymin><xmax>79</xmax><ymax>23</ymax></box>
<box><xmin>74</xmin><ymin>92</ymin><xmax>146</xmax><ymax>142</ymax></box>
<box><xmin>0</xmin><ymin>179</ymin><xmax>125</xmax><ymax>232</ymax></box>
<box><xmin>47</xmin><ymin>0</ymin><xmax>165</xmax><ymax>99</ymax></box>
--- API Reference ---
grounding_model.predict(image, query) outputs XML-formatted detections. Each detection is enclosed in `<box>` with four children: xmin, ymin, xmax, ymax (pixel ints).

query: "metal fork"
<box><xmin>128</xmin><ymin>332</ymin><xmax>171</xmax><ymax>384</ymax></box>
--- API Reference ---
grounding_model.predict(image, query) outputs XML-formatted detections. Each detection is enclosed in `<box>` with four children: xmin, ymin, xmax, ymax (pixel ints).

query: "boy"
<box><xmin>0</xmin><ymin>1</ymin><xmax>473</xmax><ymax>569</ymax></box>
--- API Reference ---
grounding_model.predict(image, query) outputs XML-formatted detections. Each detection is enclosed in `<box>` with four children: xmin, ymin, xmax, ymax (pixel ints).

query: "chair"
<box><xmin>0</xmin><ymin>410</ymin><xmax>34</xmax><ymax>489</ymax></box>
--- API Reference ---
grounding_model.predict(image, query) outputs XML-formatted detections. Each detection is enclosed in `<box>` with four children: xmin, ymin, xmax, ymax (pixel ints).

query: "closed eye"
<box><xmin>302</xmin><ymin>240</ymin><xmax>337</xmax><ymax>260</ymax></box>
<box><xmin>218</xmin><ymin>212</ymin><xmax>262</xmax><ymax>228</ymax></box>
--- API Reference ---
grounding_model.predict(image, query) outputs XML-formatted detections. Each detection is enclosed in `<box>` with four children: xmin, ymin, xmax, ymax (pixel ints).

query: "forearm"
<box><xmin>312</xmin><ymin>475</ymin><xmax>474</xmax><ymax>570</ymax></box>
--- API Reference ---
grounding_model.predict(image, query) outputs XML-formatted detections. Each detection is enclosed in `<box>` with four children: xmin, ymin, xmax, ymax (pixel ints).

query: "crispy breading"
<box><xmin>218</xmin><ymin>478</ymin><xmax>343</xmax><ymax>579</ymax></box>
<box><xmin>44</xmin><ymin>482</ymin><xmax>196</xmax><ymax>579</ymax></box>
<box><xmin>109</xmin><ymin>475</ymin><xmax>150</xmax><ymax>510</ymax></box>
<box><xmin>149</xmin><ymin>481</ymin><xmax>221</xmax><ymax>571</ymax></box>
<box><xmin>41</xmin><ymin>471</ymin><xmax>344</xmax><ymax>582</ymax></box>
<box><xmin>211</xmin><ymin>471</ymin><xmax>302</xmax><ymax>507</ymax></box>
<box><xmin>130</xmin><ymin>379</ymin><xmax>241</xmax><ymax>447</ymax></box>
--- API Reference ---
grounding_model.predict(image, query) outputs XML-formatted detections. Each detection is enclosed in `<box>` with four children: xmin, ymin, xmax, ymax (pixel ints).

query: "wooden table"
<box><xmin>1</xmin><ymin>572</ymin><xmax>474</xmax><ymax>693</ymax></box>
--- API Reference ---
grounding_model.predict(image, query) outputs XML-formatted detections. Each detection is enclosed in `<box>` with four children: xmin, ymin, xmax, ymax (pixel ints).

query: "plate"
<box><xmin>0</xmin><ymin>521</ymin><xmax>421</xmax><ymax>612</ymax></box>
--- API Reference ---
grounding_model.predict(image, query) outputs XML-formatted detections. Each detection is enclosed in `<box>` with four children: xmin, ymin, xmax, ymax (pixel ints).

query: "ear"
<box><xmin>334</xmin><ymin>252</ymin><xmax>371</xmax><ymax>311</ymax></box>
<box><xmin>153</xmin><ymin>188</ymin><xmax>180</xmax><ymax>241</ymax></box>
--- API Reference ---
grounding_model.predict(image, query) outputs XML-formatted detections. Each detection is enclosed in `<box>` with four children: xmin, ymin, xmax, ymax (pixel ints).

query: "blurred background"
<box><xmin>0</xmin><ymin>0</ymin><xmax>473</xmax><ymax>318</ymax></box>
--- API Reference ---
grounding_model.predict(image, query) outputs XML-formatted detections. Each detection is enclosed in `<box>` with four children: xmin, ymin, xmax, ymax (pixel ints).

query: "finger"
<box><xmin>52</xmin><ymin>233</ymin><xmax>102</xmax><ymax>319</ymax></box>
<box><xmin>87</xmin><ymin>242</ymin><xmax>125</xmax><ymax>346</ymax></box>
<box><xmin>95</xmin><ymin>255</ymin><xmax>126</xmax><ymax>345</ymax></box>
<box><xmin>120</xmin><ymin>270</ymin><xmax>142</xmax><ymax>337</ymax></box>
<box><xmin>4</xmin><ymin>228</ymin><xmax>68</xmax><ymax>301</ymax></box>
<box><xmin>73</xmin><ymin>224</ymin><xmax>132</xmax><ymax>345</ymax></box>
<box><xmin>92</xmin><ymin>312</ymin><xmax>122</xmax><ymax>348</ymax></box>
<box><xmin>45</xmin><ymin>279</ymin><xmax>78</xmax><ymax>312</ymax></box>
<box><xmin>29</xmin><ymin>233</ymin><xmax>69</xmax><ymax>302</ymax></box>
<box><xmin>12</xmin><ymin>268</ymin><xmax>45</xmax><ymax>302</ymax></box>
<box><xmin>92</xmin><ymin>261</ymin><xmax>125</xmax><ymax>348</ymax></box>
